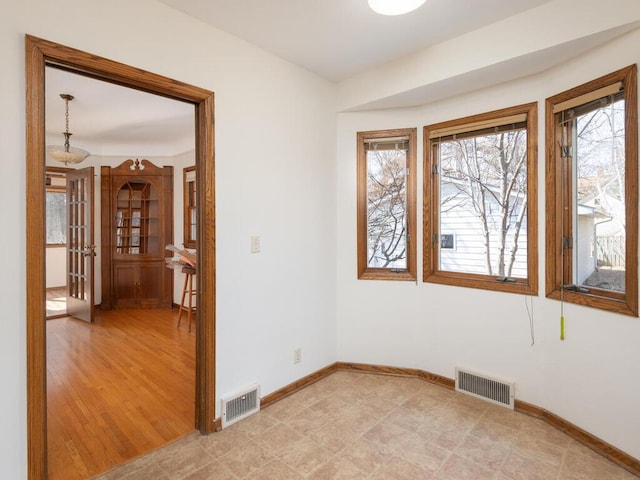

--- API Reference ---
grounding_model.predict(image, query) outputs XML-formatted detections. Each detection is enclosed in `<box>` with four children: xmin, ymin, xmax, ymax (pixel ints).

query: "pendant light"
<box><xmin>47</xmin><ymin>94</ymin><xmax>90</xmax><ymax>165</ymax></box>
<box><xmin>368</xmin><ymin>0</ymin><xmax>426</xmax><ymax>15</ymax></box>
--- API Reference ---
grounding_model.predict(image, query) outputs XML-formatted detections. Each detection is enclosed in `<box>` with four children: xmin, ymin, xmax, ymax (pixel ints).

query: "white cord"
<box><xmin>524</xmin><ymin>295</ymin><xmax>534</xmax><ymax>346</ymax></box>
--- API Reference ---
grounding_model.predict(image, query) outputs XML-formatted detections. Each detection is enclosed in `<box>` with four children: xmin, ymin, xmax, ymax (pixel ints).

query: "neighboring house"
<box><xmin>439</xmin><ymin>179</ymin><xmax>528</xmax><ymax>278</ymax></box>
<box><xmin>577</xmin><ymin>193</ymin><xmax>626</xmax><ymax>290</ymax></box>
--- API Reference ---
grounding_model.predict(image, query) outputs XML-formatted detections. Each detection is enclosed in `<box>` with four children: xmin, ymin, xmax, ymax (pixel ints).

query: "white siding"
<box><xmin>439</xmin><ymin>183</ymin><xmax>528</xmax><ymax>278</ymax></box>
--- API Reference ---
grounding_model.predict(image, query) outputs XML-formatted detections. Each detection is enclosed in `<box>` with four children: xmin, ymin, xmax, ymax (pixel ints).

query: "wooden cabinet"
<box><xmin>101</xmin><ymin>159</ymin><xmax>173</xmax><ymax>309</ymax></box>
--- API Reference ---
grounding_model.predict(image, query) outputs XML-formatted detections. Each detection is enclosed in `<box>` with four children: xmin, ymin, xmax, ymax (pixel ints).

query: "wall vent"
<box><xmin>221</xmin><ymin>383</ymin><xmax>260</xmax><ymax>428</ymax></box>
<box><xmin>455</xmin><ymin>367</ymin><xmax>514</xmax><ymax>409</ymax></box>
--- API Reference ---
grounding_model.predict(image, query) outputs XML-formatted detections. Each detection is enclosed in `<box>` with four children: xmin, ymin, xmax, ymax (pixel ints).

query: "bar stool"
<box><xmin>178</xmin><ymin>265</ymin><xmax>196</xmax><ymax>332</ymax></box>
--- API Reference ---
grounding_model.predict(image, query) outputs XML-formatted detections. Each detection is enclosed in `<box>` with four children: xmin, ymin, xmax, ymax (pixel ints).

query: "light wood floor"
<box><xmin>46</xmin><ymin>308</ymin><xmax>196</xmax><ymax>480</ymax></box>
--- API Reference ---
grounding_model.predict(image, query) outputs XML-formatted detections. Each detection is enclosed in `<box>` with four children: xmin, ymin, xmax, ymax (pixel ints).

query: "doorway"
<box><xmin>45</xmin><ymin>166</ymin><xmax>71</xmax><ymax>319</ymax></box>
<box><xmin>44</xmin><ymin>66</ymin><xmax>193</xmax><ymax>479</ymax></box>
<box><xmin>26</xmin><ymin>35</ymin><xmax>216</xmax><ymax>480</ymax></box>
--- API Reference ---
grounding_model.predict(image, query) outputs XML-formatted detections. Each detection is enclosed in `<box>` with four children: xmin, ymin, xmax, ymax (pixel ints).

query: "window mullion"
<box><xmin>561</xmin><ymin>120</ymin><xmax>576</xmax><ymax>287</ymax></box>
<box><xmin>432</xmin><ymin>144</ymin><xmax>440</xmax><ymax>273</ymax></box>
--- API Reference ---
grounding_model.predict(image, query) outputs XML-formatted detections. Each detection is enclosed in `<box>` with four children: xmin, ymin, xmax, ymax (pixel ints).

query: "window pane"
<box><xmin>366</xmin><ymin>149</ymin><xmax>407</xmax><ymax>269</ymax></box>
<box><xmin>46</xmin><ymin>191</ymin><xmax>67</xmax><ymax>244</ymax></box>
<box><xmin>438</xmin><ymin>129</ymin><xmax>528</xmax><ymax>277</ymax></box>
<box><xmin>574</xmin><ymin>98</ymin><xmax>625</xmax><ymax>293</ymax></box>
<box><xmin>190</xmin><ymin>207</ymin><xmax>197</xmax><ymax>242</ymax></box>
<box><xmin>183</xmin><ymin>167</ymin><xmax>197</xmax><ymax>248</ymax></box>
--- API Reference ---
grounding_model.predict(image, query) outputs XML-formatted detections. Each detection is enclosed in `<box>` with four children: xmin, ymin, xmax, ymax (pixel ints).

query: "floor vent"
<box><xmin>221</xmin><ymin>384</ymin><xmax>260</xmax><ymax>428</ymax></box>
<box><xmin>455</xmin><ymin>367</ymin><xmax>514</xmax><ymax>409</ymax></box>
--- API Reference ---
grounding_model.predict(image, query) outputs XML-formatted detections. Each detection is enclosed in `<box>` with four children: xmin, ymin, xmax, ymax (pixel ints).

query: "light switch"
<box><xmin>251</xmin><ymin>235</ymin><xmax>260</xmax><ymax>253</ymax></box>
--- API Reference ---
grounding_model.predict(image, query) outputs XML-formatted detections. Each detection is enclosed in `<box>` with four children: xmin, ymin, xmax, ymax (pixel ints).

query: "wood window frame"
<box><xmin>26</xmin><ymin>35</ymin><xmax>216</xmax><ymax>479</ymax></box>
<box><xmin>357</xmin><ymin>128</ymin><xmax>417</xmax><ymax>281</ymax></box>
<box><xmin>545</xmin><ymin>65</ymin><xmax>638</xmax><ymax>316</ymax></box>
<box><xmin>423</xmin><ymin>103</ymin><xmax>538</xmax><ymax>295</ymax></box>
<box><xmin>183</xmin><ymin>165</ymin><xmax>197</xmax><ymax>248</ymax></box>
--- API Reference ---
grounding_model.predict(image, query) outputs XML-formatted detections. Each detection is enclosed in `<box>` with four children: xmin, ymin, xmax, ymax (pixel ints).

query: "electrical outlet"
<box><xmin>250</xmin><ymin>235</ymin><xmax>261</xmax><ymax>253</ymax></box>
<box><xmin>293</xmin><ymin>348</ymin><xmax>302</xmax><ymax>364</ymax></box>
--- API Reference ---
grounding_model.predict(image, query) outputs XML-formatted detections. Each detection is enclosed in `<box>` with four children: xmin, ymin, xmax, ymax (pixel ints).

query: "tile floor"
<box><xmin>94</xmin><ymin>371</ymin><xmax>638</xmax><ymax>479</ymax></box>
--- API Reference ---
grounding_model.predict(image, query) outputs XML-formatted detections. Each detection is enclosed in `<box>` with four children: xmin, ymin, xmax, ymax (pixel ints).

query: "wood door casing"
<box><xmin>26</xmin><ymin>35</ymin><xmax>216</xmax><ymax>480</ymax></box>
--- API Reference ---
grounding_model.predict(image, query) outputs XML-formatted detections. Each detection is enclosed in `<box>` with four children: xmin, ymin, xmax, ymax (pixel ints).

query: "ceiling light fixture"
<box><xmin>368</xmin><ymin>0</ymin><xmax>426</xmax><ymax>15</ymax></box>
<box><xmin>47</xmin><ymin>94</ymin><xmax>90</xmax><ymax>165</ymax></box>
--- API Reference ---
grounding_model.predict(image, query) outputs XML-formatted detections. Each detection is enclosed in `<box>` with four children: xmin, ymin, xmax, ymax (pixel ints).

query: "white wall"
<box><xmin>337</xmin><ymin>0</ymin><xmax>640</xmax><ymax>111</ymax></box>
<box><xmin>336</xmin><ymin>27</ymin><xmax>640</xmax><ymax>461</ymax></box>
<box><xmin>45</xmin><ymin>248</ymin><xmax>66</xmax><ymax>288</ymax></box>
<box><xmin>5</xmin><ymin>1</ymin><xmax>639</xmax><ymax>478</ymax></box>
<box><xmin>2</xmin><ymin>1</ymin><xmax>337</xmax><ymax>478</ymax></box>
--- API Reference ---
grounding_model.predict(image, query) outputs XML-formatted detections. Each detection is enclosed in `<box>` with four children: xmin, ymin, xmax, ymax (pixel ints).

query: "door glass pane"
<box><xmin>46</xmin><ymin>191</ymin><xmax>67</xmax><ymax>244</ymax></box>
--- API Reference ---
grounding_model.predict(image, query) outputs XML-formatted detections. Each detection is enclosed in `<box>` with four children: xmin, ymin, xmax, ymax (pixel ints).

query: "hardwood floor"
<box><xmin>46</xmin><ymin>308</ymin><xmax>196</xmax><ymax>480</ymax></box>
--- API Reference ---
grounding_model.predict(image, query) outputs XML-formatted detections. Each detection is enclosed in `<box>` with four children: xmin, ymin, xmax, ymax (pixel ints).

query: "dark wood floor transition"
<box><xmin>46</xmin><ymin>308</ymin><xmax>196</xmax><ymax>480</ymax></box>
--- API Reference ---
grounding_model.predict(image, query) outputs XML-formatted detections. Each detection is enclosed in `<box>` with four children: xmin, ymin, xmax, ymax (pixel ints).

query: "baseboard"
<box><xmin>260</xmin><ymin>362</ymin><xmax>338</xmax><ymax>409</ymax></box>
<box><xmin>514</xmin><ymin>399</ymin><xmax>640</xmax><ymax>476</ymax></box>
<box><xmin>335</xmin><ymin>361</ymin><xmax>455</xmax><ymax>389</ymax></box>
<box><xmin>214</xmin><ymin>363</ymin><xmax>339</xmax><ymax>430</ymax></box>
<box><xmin>213</xmin><ymin>417</ymin><xmax>222</xmax><ymax>432</ymax></box>
<box><xmin>257</xmin><ymin>361</ymin><xmax>639</xmax><ymax>478</ymax></box>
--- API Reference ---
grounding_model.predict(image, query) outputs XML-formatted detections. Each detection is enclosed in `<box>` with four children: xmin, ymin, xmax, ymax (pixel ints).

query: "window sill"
<box><xmin>546</xmin><ymin>287</ymin><xmax>638</xmax><ymax>317</ymax></box>
<box><xmin>359</xmin><ymin>269</ymin><xmax>416</xmax><ymax>281</ymax></box>
<box><xmin>424</xmin><ymin>271</ymin><xmax>537</xmax><ymax>296</ymax></box>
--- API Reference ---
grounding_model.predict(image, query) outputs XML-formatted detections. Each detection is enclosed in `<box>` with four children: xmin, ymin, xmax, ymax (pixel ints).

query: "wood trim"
<box><xmin>100</xmin><ymin>166</ymin><xmax>113</xmax><ymax>310</ymax></box>
<box><xmin>213</xmin><ymin>417</ymin><xmax>223</xmax><ymax>432</ymax></box>
<box><xmin>423</xmin><ymin>102</ymin><xmax>538</xmax><ymax>296</ymax></box>
<box><xmin>552</xmin><ymin>82</ymin><xmax>623</xmax><ymax>113</ymax></box>
<box><xmin>183</xmin><ymin>165</ymin><xmax>197</xmax><ymax>249</ymax></box>
<box><xmin>428</xmin><ymin>113</ymin><xmax>527</xmax><ymax>139</ymax></box>
<box><xmin>195</xmin><ymin>91</ymin><xmax>216</xmax><ymax>433</ymax></box>
<box><xmin>233</xmin><ymin>360</ymin><xmax>640</xmax><ymax>477</ymax></box>
<box><xmin>514</xmin><ymin>400</ymin><xmax>640</xmax><ymax>477</ymax></box>
<box><xmin>261</xmin><ymin>363</ymin><xmax>339</xmax><ymax>409</ymax></box>
<box><xmin>544</xmin><ymin>65</ymin><xmax>638</xmax><ymax>316</ymax></box>
<box><xmin>335</xmin><ymin>362</ymin><xmax>639</xmax><ymax>477</ymax></box>
<box><xmin>336</xmin><ymin>362</ymin><xmax>455</xmax><ymax>389</ymax></box>
<box><xmin>25</xmin><ymin>34</ymin><xmax>47</xmax><ymax>480</ymax></box>
<box><xmin>25</xmin><ymin>34</ymin><xmax>216</xmax><ymax>479</ymax></box>
<box><xmin>356</xmin><ymin>128</ymin><xmax>417</xmax><ymax>281</ymax></box>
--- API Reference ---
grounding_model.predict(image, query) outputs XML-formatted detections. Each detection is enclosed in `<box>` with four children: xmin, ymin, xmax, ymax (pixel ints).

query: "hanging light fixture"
<box><xmin>47</xmin><ymin>94</ymin><xmax>90</xmax><ymax>165</ymax></box>
<box><xmin>368</xmin><ymin>0</ymin><xmax>426</xmax><ymax>15</ymax></box>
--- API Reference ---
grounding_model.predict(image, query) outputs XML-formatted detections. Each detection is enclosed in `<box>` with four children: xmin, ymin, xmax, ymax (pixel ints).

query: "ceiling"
<box><xmin>45</xmin><ymin>67</ymin><xmax>195</xmax><ymax>159</ymax></box>
<box><xmin>157</xmin><ymin>0</ymin><xmax>553</xmax><ymax>82</ymax></box>
<box><xmin>47</xmin><ymin>0</ymin><xmax>628</xmax><ymax>158</ymax></box>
